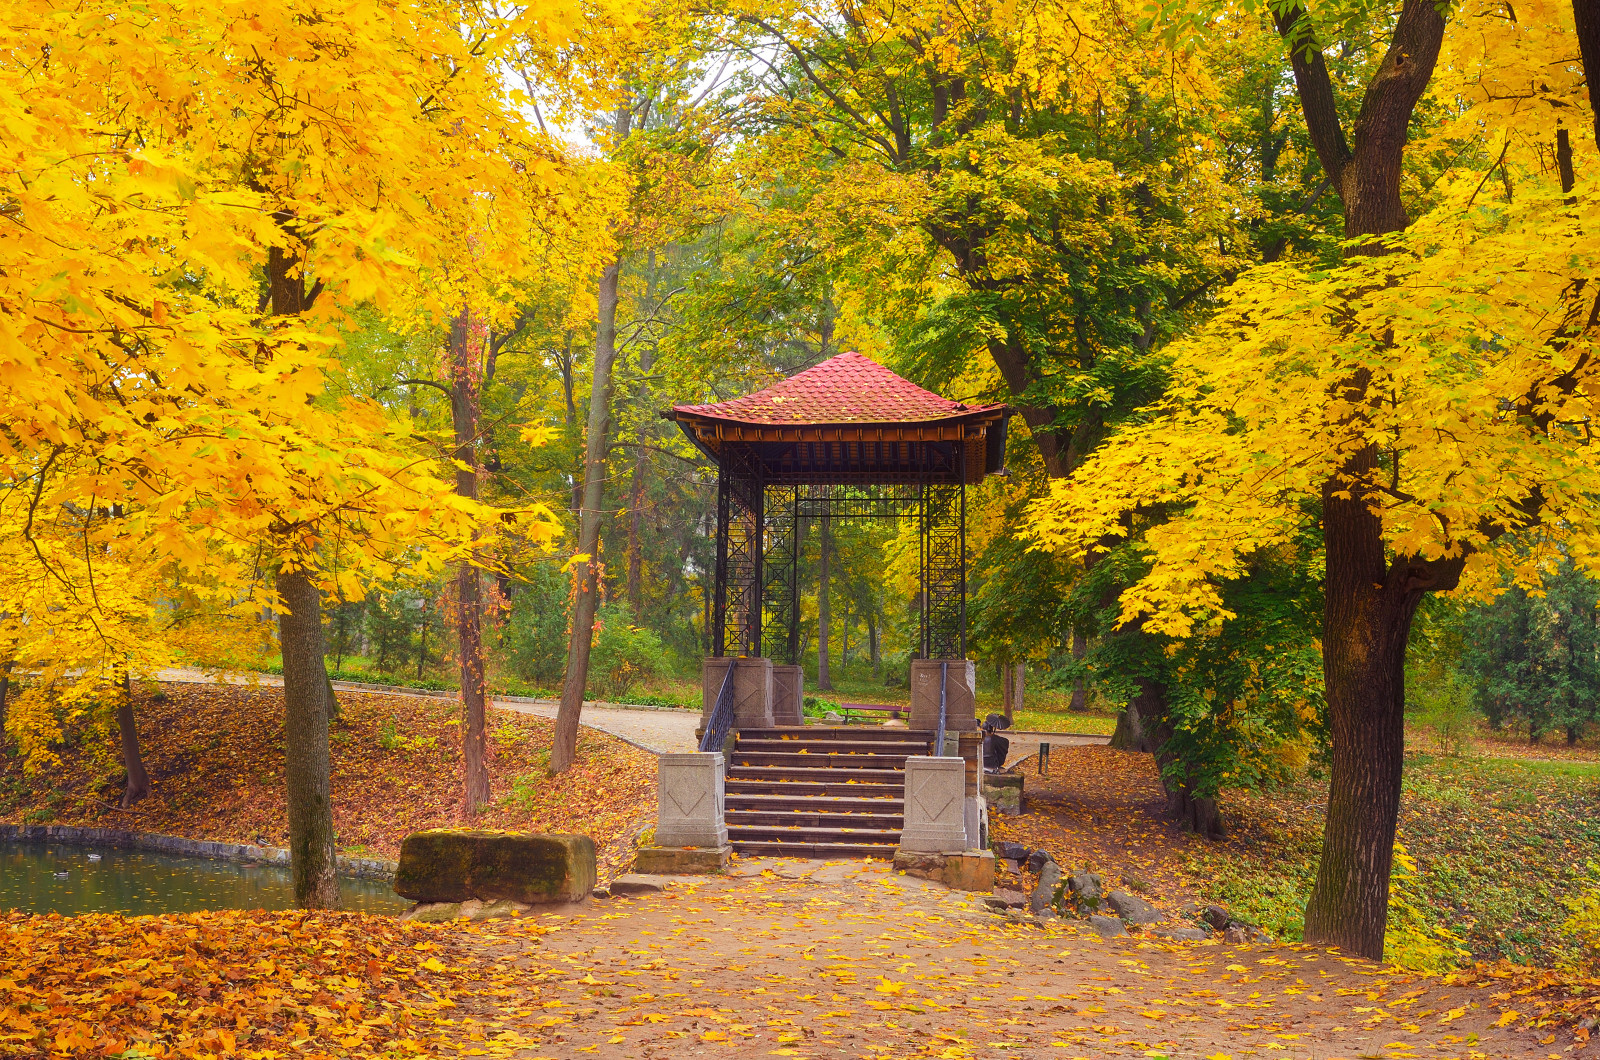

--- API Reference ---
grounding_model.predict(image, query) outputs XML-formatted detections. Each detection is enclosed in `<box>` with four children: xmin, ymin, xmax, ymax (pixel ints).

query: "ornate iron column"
<box><xmin>920</xmin><ymin>441</ymin><xmax>967</xmax><ymax>660</ymax></box>
<box><xmin>713</xmin><ymin>447</ymin><xmax>763</xmax><ymax>658</ymax></box>
<box><xmin>761</xmin><ymin>484</ymin><xmax>801</xmax><ymax>664</ymax></box>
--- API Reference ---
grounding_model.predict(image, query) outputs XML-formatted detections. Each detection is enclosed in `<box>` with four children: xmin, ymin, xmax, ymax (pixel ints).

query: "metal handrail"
<box><xmin>934</xmin><ymin>660</ymin><xmax>948</xmax><ymax>756</ymax></box>
<box><xmin>699</xmin><ymin>662</ymin><xmax>737</xmax><ymax>752</ymax></box>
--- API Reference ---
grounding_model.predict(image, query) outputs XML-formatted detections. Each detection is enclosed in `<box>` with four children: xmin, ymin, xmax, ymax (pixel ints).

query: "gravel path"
<box><xmin>155</xmin><ymin>667</ymin><xmax>702</xmax><ymax>755</ymax></box>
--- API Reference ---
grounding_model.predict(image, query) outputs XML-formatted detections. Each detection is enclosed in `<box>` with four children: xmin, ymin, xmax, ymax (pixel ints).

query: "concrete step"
<box><xmin>728</xmin><ymin>823</ymin><xmax>900</xmax><ymax>842</ymax></box>
<box><xmin>726</xmin><ymin>778</ymin><xmax>903</xmax><ymax>798</ymax></box>
<box><xmin>731</xmin><ymin>751</ymin><xmax>912</xmax><ymax>770</ymax></box>
<box><xmin>737</xmin><ymin>727</ymin><xmax>933</xmax><ymax>743</ymax></box>
<box><xmin>736</xmin><ymin>738</ymin><xmax>931</xmax><ymax>756</ymax></box>
<box><xmin>727</xmin><ymin>808</ymin><xmax>903</xmax><ymax>829</ymax></box>
<box><xmin>729</xmin><ymin>840</ymin><xmax>900</xmax><ymax>858</ymax></box>
<box><xmin>726</xmin><ymin>765</ymin><xmax>905</xmax><ymax>783</ymax></box>
<box><xmin>725</xmin><ymin>793</ymin><xmax>903</xmax><ymax>813</ymax></box>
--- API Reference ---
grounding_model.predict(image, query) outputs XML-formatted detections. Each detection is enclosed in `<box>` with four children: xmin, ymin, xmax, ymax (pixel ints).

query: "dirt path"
<box><xmin>443</xmin><ymin>858</ymin><xmax>1560</xmax><ymax>1059</ymax></box>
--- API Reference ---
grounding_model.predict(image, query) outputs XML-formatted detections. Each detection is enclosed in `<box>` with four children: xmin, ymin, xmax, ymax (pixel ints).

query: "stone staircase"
<box><xmin>725</xmin><ymin>727</ymin><xmax>936</xmax><ymax>857</ymax></box>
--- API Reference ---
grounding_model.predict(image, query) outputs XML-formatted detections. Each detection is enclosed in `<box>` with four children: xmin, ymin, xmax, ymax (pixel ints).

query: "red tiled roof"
<box><xmin>671</xmin><ymin>351</ymin><xmax>1001</xmax><ymax>425</ymax></box>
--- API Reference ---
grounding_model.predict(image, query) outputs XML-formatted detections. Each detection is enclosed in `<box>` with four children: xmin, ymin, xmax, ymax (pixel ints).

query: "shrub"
<box><xmin>590</xmin><ymin>606</ymin><xmax>669</xmax><ymax>701</ymax></box>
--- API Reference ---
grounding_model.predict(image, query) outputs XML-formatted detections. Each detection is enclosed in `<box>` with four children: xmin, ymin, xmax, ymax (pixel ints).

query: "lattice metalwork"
<box><xmin>714</xmin><ymin>449</ymin><xmax>763</xmax><ymax>658</ymax></box>
<box><xmin>714</xmin><ymin>444</ymin><xmax>968</xmax><ymax>662</ymax></box>
<box><xmin>761</xmin><ymin>485</ymin><xmax>800</xmax><ymax>663</ymax></box>
<box><xmin>919</xmin><ymin>446</ymin><xmax>967</xmax><ymax>660</ymax></box>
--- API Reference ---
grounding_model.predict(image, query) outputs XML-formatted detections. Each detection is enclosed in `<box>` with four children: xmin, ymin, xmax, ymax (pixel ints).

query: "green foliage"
<box><xmin>589</xmin><ymin>606</ymin><xmax>670</xmax><ymax>701</ymax></box>
<box><xmin>500</xmin><ymin>560</ymin><xmax>572</xmax><ymax>687</ymax></box>
<box><xmin>1562</xmin><ymin>862</ymin><xmax>1600</xmax><ymax>975</ymax></box>
<box><xmin>1384</xmin><ymin>843</ymin><xmax>1470</xmax><ymax>973</ymax></box>
<box><xmin>1461</xmin><ymin>560</ymin><xmax>1600</xmax><ymax>746</ymax></box>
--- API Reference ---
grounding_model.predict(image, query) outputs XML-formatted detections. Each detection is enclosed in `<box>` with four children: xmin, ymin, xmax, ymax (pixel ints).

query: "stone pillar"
<box><xmin>909</xmin><ymin>659</ymin><xmax>977</xmax><ymax>734</ymax></box>
<box><xmin>701</xmin><ymin>657</ymin><xmax>775</xmax><ymax>729</ymax></box>
<box><xmin>772</xmin><ymin>664</ymin><xmax>804</xmax><ymax>726</ymax></box>
<box><xmin>654</xmin><ymin>753</ymin><xmax>728</xmax><ymax>848</ymax></box>
<box><xmin>898</xmin><ymin>756</ymin><xmax>969</xmax><ymax>854</ymax></box>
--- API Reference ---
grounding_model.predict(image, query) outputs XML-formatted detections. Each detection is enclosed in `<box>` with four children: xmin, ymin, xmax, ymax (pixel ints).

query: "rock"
<box><xmin>1105</xmin><ymin>890</ymin><xmax>1163</xmax><ymax>925</ymax></box>
<box><xmin>395</xmin><ymin>830</ymin><xmax>595</xmax><ymax>905</ymax></box>
<box><xmin>1025</xmin><ymin>849</ymin><xmax>1052</xmax><ymax>874</ymax></box>
<box><xmin>609</xmin><ymin>874</ymin><xmax>668</xmax><ymax>896</ymax></box>
<box><xmin>990</xmin><ymin>888</ymin><xmax>1028</xmax><ymax>909</ymax></box>
<box><xmin>1223</xmin><ymin>923</ymin><xmax>1249</xmax><ymax>945</ymax></box>
<box><xmin>1153</xmin><ymin>926</ymin><xmax>1210</xmax><ymax>941</ymax></box>
<box><xmin>982</xmin><ymin>773</ymin><xmax>1024</xmax><ymax>815</ymax></box>
<box><xmin>993</xmin><ymin>840</ymin><xmax>1028</xmax><ymax>862</ymax></box>
<box><xmin>400</xmin><ymin>901</ymin><xmax>464</xmax><ymax>923</ymax></box>
<box><xmin>1202</xmin><ymin>904</ymin><xmax>1231</xmax><ymax>931</ymax></box>
<box><xmin>458</xmin><ymin>898</ymin><xmax>484</xmax><ymax>919</ymax></box>
<box><xmin>593</xmin><ymin>885</ymin><xmax>612</xmax><ymax>899</ymax></box>
<box><xmin>1066</xmin><ymin>871</ymin><xmax>1103</xmax><ymax>913</ymax></box>
<box><xmin>1030</xmin><ymin>861</ymin><xmax>1062</xmax><ymax>916</ymax></box>
<box><xmin>1086</xmin><ymin>914</ymin><xmax>1125</xmax><ymax>937</ymax></box>
<box><xmin>823</xmin><ymin>711</ymin><xmax>844</xmax><ymax>723</ymax></box>
<box><xmin>634</xmin><ymin>846</ymin><xmax>731</xmax><ymax>875</ymax></box>
<box><xmin>472</xmin><ymin>899</ymin><xmax>529</xmax><ymax>921</ymax></box>
<box><xmin>894</xmin><ymin>849</ymin><xmax>995</xmax><ymax>892</ymax></box>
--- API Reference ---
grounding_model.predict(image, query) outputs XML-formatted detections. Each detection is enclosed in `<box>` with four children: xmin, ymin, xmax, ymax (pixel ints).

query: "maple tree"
<box><xmin>1029</xmin><ymin>0</ymin><xmax>1600</xmax><ymax>958</ymax></box>
<box><xmin>2</xmin><ymin>0</ymin><xmax>583</xmax><ymax>902</ymax></box>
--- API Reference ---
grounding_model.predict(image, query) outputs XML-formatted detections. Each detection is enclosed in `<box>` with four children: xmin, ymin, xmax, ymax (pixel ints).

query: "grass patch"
<box><xmin>1190</xmin><ymin>748</ymin><xmax>1600</xmax><ymax>967</ymax></box>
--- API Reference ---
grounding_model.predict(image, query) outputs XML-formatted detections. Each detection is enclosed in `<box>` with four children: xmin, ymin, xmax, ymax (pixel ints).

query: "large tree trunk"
<box><xmin>868</xmin><ymin>603</ymin><xmax>880</xmax><ymax>678</ymax></box>
<box><xmin>449</xmin><ymin>308</ymin><xmax>491</xmax><ymax>814</ymax></box>
<box><xmin>276</xmin><ymin>565</ymin><xmax>341</xmax><ymax>909</ymax></box>
<box><xmin>1121</xmin><ymin>676</ymin><xmax>1224</xmax><ymax>838</ymax></box>
<box><xmin>115</xmin><ymin>671</ymin><xmax>149</xmax><ymax>808</ymax></box>
<box><xmin>1274</xmin><ymin>0</ymin><xmax>1447</xmax><ymax>959</ymax></box>
<box><xmin>817</xmin><ymin>511</ymin><xmax>833</xmax><ymax>692</ymax></box>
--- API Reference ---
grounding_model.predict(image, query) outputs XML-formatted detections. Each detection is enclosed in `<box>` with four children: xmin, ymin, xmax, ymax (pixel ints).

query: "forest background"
<box><xmin>3</xmin><ymin>0</ymin><xmax>1600</xmax><ymax>967</ymax></box>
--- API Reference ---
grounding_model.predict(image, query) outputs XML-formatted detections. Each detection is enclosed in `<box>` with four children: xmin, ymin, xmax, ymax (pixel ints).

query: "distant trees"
<box><xmin>1462</xmin><ymin>563</ymin><xmax>1600</xmax><ymax>746</ymax></box>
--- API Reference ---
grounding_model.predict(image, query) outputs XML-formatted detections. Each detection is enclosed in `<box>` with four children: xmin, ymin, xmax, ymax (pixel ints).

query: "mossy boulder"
<box><xmin>395</xmin><ymin>830</ymin><xmax>595</xmax><ymax>904</ymax></box>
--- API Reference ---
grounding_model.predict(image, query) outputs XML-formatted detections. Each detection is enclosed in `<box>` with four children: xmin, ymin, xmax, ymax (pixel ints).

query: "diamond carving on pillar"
<box><xmin>909</xmin><ymin>773</ymin><xmax>956</xmax><ymax>822</ymax></box>
<box><xmin>665</xmin><ymin>775</ymin><xmax>708</xmax><ymax>818</ymax></box>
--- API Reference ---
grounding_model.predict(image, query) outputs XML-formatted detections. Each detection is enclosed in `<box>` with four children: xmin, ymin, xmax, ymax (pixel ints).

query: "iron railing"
<box><xmin>699</xmin><ymin>663</ymin><xmax>736</xmax><ymax>753</ymax></box>
<box><xmin>934</xmin><ymin>660</ymin><xmax>948</xmax><ymax>756</ymax></box>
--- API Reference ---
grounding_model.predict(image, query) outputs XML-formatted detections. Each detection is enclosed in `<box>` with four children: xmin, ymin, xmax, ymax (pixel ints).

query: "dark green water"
<box><xmin>0</xmin><ymin>843</ymin><xmax>410</xmax><ymax>916</ymax></box>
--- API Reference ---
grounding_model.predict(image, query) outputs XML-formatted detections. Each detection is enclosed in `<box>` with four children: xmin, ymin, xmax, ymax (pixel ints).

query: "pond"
<box><xmin>0</xmin><ymin>843</ymin><xmax>411</xmax><ymax>917</ymax></box>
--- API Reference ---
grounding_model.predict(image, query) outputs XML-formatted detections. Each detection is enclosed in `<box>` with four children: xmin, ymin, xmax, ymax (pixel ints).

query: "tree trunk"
<box><xmin>1000</xmin><ymin>661</ymin><xmax>1013</xmax><ymax>724</ymax></box>
<box><xmin>1068</xmin><ymin>629</ymin><xmax>1088</xmax><ymax>712</ymax></box>
<box><xmin>115</xmin><ymin>671</ymin><xmax>150</xmax><ymax>807</ymax></box>
<box><xmin>1126</xmin><ymin>676</ymin><xmax>1225</xmax><ymax>838</ymax></box>
<box><xmin>449</xmin><ymin>307</ymin><xmax>491</xmax><ymax>815</ymax></box>
<box><xmin>868</xmin><ymin>604</ymin><xmax>880</xmax><ymax>678</ymax></box>
<box><xmin>552</xmin><ymin>246</ymin><xmax>623</xmax><ymax>774</ymax></box>
<box><xmin>276</xmin><ymin>565</ymin><xmax>341</xmax><ymax>909</ymax></box>
<box><xmin>1011</xmin><ymin>662</ymin><xmax>1025</xmax><ymax>719</ymax></box>
<box><xmin>1273</xmin><ymin>0</ymin><xmax>1447</xmax><ymax>960</ymax></box>
<box><xmin>817</xmin><ymin>511</ymin><xmax>833</xmax><ymax>692</ymax></box>
<box><xmin>1574</xmin><ymin>0</ymin><xmax>1600</xmax><ymax>151</ymax></box>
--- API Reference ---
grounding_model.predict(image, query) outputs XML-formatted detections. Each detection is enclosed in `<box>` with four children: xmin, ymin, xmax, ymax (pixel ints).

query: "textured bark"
<box><xmin>1575</xmin><ymin>0</ymin><xmax>1600</xmax><ymax>150</ymax></box>
<box><xmin>553</xmin><ymin>249</ymin><xmax>623</xmax><ymax>774</ymax></box>
<box><xmin>449</xmin><ymin>308</ymin><xmax>491</xmax><ymax>814</ymax></box>
<box><xmin>1123</xmin><ymin>677</ymin><xmax>1224</xmax><ymax>838</ymax></box>
<box><xmin>276</xmin><ymin>566</ymin><xmax>341</xmax><ymax>909</ymax></box>
<box><xmin>1275</xmin><ymin>0</ymin><xmax>1447</xmax><ymax>959</ymax></box>
<box><xmin>817</xmin><ymin>511</ymin><xmax>833</xmax><ymax>692</ymax></box>
<box><xmin>553</xmin><ymin>96</ymin><xmax>630</xmax><ymax>775</ymax></box>
<box><xmin>868</xmin><ymin>605</ymin><xmax>880</xmax><ymax>677</ymax></box>
<box><xmin>115</xmin><ymin>672</ymin><xmax>150</xmax><ymax>808</ymax></box>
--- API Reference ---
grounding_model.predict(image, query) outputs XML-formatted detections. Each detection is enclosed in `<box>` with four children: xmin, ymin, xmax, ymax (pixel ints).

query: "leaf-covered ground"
<box><xmin>2</xmin><ymin>863</ymin><xmax>1576</xmax><ymax>1059</ymax></box>
<box><xmin>0</xmin><ymin>683</ymin><xmax>657</xmax><ymax>880</ymax></box>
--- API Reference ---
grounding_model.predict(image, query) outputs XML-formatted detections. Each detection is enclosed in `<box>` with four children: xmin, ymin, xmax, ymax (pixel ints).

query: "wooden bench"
<box><xmin>837</xmin><ymin>703</ymin><xmax>905</xmax><ymax>722</ymax></box>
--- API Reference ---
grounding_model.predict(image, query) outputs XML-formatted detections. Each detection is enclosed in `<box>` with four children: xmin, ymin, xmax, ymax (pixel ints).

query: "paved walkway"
<box><xmin>441</xmin><ymin>857</ymin><xmax>1554</xmax><ymax>1059</ymax></box>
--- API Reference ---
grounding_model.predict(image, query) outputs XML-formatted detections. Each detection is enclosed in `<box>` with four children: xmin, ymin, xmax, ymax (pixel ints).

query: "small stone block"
<box><xmin>609</xmin><ymin>873</ymin><xmax>669</xmax><ymax>896</ymax></box>
<box><xmin>395</xmin><ymin>830</ymin><xmax>595</xmax><ymax>904</ymax></box>
<box><xmin>633</xmin><ymin>845</ymin><xmax>731</xmax><ymax>875</ymax></box>
<box><xmin>655</xmin><ymin>753</ymin><xmax>729</xmax><ymax>849</ymax></box>
<box><xmin>942</xmin><ymin>849</ymin><xmax>996</xmax><ymax>892</ymax></box>
<box><xmin>982</xmin><ymin>773</ymin><xmax>1024</xmax><ymax>815</ymax></box>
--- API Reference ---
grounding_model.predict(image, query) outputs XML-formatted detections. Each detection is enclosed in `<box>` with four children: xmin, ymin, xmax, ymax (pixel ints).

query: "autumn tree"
<box><xmin>1029</xmin><ymin>0</ymin><xmax>1600</xmax><ymax>957</ymax></box>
